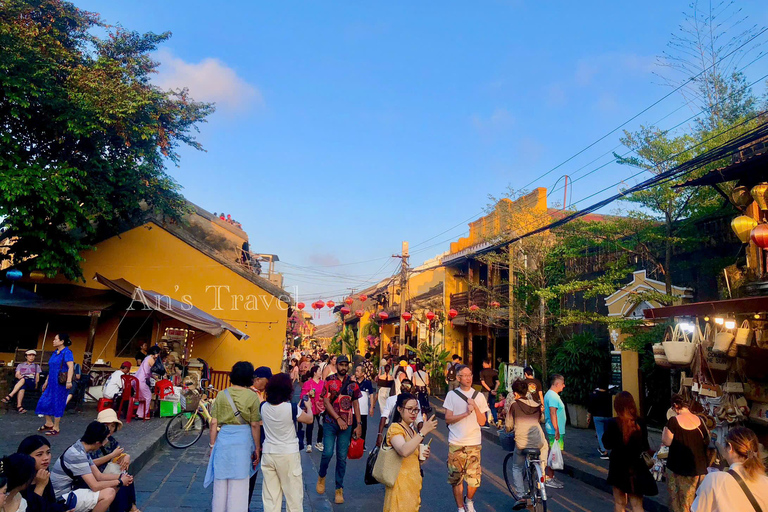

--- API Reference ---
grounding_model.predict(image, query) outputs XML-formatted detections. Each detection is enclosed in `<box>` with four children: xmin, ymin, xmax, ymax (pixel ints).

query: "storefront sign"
<box><xmin>610</xmin><ymin>351</ymin><xmax>622</xmax><ymax>390</ymax></box>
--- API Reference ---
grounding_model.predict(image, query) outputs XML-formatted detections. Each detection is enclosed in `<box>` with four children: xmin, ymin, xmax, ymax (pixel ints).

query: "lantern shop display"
<box><xmin>751</xmin><ymin>182</ymin><xmax>768</xmax><ymax>210</ymax></box>
<box><xmin>731</xmin><ymin>185</ymin><xmax>752</xmax><ymax>207</ymax></box>
<box><xmin>751</xmin><ymin>224</ymin><xmax>768</xmax><ymax>249</ymax></box>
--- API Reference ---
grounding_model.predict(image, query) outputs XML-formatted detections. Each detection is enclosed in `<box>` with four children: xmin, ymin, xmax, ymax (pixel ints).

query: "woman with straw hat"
<box><xmin>91</xmin><ymin>409</ymin><xmax>140</xmax><ymax>512</ymax></box>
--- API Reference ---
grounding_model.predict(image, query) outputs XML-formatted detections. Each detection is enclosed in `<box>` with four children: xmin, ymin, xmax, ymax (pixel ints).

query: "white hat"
<box><xmin>25</xmin><ymin>350</ymin><xmax>37</xmax><ymax>356</ymax></box>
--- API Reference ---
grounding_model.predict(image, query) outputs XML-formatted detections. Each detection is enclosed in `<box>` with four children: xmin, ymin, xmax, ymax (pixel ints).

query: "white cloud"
<box><xmin>153</xmin><ymin>49</ymin><xmax>262</xmax><ymax>114</ymax></box>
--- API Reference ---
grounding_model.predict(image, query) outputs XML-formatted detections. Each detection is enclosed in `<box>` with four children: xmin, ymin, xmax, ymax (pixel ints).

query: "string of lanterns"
<box><xmin>730</xmin><ymin>183</ymin><xmax>768</xmax><ymax>260</ymax></box>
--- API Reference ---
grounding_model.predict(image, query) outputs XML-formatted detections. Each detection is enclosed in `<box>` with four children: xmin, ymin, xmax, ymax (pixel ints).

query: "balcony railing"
<box><xmin>450</xmin><ymin>285</ymin><xmax>509</xmax><ymax>310</ymax></box>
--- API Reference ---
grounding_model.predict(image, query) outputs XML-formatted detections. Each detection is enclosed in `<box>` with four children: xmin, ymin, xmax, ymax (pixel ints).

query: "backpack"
<box><xmin>446</xmin><ymin>362</ymin><xmax>458</xmax><ymax>382</ymax></box>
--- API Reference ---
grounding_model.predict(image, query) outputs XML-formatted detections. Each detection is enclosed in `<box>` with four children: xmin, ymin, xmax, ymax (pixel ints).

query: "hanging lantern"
<box><xmin>732</xmin><ymin>216</ymin><xmax>758</xmax><ymax>244</ymax></box>
<box><xmin>297</xmin><ymin>302</ymin><xmax>305</xmax><ymax>310</ymax></box>
<box><xmin>490</xmin><ymin>301</ymin><xmax>501</xmax><ymax>308</ymax></box>
<box><xmin>315</xmin><ymin>300</ymin><xmax>325</xmax><ymax>309</ymax></box>
<box><xmin>751</xmin><ymin>224</ymin><xmax>768</xmax><ymax>248</ymax></box>
<box><xmin>378</xmin><ymin>311</ymin><xmax>389</xmax><ymax>321</ymax></box>
<box><xmin>340</xmin><ymin>306</ymin><xmax>350</xmax><ymax>316</ymax></box>
<box><xmin>355</xmin><ymin>310</ymin><xmax>364</xmax><ymax>318</ymax></box>
<box><xmin>345</xmin><ymin>297</ymin><xmax>354</xmax><ymax>305</ymax></box>
<box><xmin>731</xmin><ymin>186</ymin><xmax>752</xmax><ymax>207</ymax></box>
<box><xmin>448</xmin><ymin>308</ymin><xmax>458</xmax><ymax>328</ymax></box>
<box><xmin>426</xmin><ymin>311</ymin><xmax>435</xmax><ymax>321</ymax></box>
<box><xmin>402</xmin><ymin>311</ymin><xmax>412</xmax><ymax>321</ymax></box>
<box><xmin>469</xmin><ymin>304</ymin><xmax>480</xmax><ymax>312</ymax></box>
<box><xmin>5</xmin><ymin>269</ymin><xmax>22</xmax><ymax>293</ymax></box>
<box><xmin>359</xmin><ymin>294</ymin><xmax>368</xmax><ymax>302</ymax></box>
<box><xmin>326</xmin><ymin>300</ymin><xmax>335</xmax><ymax>309</ymax></box>
<box><xmin>751</xmin><ymin>183</ymin><xmax>768</xmax><ymax>210</ymax></box>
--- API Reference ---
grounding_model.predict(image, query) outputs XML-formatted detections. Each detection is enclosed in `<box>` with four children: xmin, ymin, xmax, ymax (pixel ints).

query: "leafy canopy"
<box><xmin>0</xmin><ymin>0</ymin><xmax>213</xmax><ymax>280</ymax></box>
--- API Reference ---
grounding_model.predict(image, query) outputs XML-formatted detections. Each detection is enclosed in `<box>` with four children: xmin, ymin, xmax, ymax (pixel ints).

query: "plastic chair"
<box><xmin>117</xmin><ymin>375</ymin><xmax>147</xmax><ymax>423</ymax></box>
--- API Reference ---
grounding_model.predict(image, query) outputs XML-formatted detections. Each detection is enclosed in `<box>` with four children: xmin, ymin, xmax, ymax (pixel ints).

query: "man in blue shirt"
<box><xmin>543</xmin><ymin>374</ymin><xmax>566</xmax><ymax>489</ymax></box>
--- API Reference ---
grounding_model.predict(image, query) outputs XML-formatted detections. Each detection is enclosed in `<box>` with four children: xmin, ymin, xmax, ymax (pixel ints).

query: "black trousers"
<box><xmin>248</xmin><ymin>470</ymin><xmax>258</xmax><ymax>505</ymax></box>
<box><xmin>305</xmin><ymin>414</ymin><xmax>325</xmax><ymax>445</ymax></box>
<box><xmin>360</xmin><ymin>415</ymin><xmax>368</xmax><ymax>444</ymax></box>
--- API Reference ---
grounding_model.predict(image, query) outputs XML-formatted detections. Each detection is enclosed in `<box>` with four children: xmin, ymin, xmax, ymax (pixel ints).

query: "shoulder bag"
<box><xmin>58</xmin><ymin>445</ymin><xmax>89</xmax><ymax>491</ymax></box>
<box><xmin>728</xmin><ymin>469</ymin><xmax>763</xmax><ymax>512</ymax></box>
<box><xmin>371</xmin><ymin>423</ymin><xmax>411</xmax><ymax>488</ymax></box>
<box><xmin>222</xmin><ymin>389</ymin><xmax>247</xmax><ymax>425</ymax></box>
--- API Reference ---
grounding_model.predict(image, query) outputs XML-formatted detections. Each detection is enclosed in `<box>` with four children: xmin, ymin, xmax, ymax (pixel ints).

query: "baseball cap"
<box><xmin>336</xmin><ymin>355</ymin><xmax>350</xmax><ymax>364</ymax></box>
<box><xmin>120</xmin><ymin>361</ymin><xmax>132</xmax><ymax>369</ymax></box>
<box><xmin>254</xmin><ymin>366</ymin><xmax>273</xmax><ymax>379</ymax></box>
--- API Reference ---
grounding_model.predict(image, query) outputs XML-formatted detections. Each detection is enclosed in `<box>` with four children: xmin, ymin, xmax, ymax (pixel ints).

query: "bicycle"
<box><xmin>165</xmin><ymin>387</ymin><xmax>217</xmax><ymax>449</ymax></box>
<box><xmin>503</xmin><ymin>448</ymin><xmax>548</xmax><ymax>512</ymax></box>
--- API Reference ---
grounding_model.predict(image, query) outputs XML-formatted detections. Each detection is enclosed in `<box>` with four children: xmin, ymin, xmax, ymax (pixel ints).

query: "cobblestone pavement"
<box><xmin>136</xmin><ymin>441</ymin><xmax>313</xmax><ymax>512</ymax></box>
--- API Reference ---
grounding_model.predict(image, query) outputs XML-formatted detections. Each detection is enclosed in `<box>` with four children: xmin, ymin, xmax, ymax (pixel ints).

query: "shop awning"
<box><xmin>643</xmin><ymin>295</ymin><xmax>768</xmax><ymax>319</ymax></box>
<box><xmin>0</xmin><ymin>285</ymin><xmax>118</xmax><ymax>315</ymax></box>
<box><xmin>95</xmin><ymin>274</ymin><xmax>249</xmax><ymax>340</ymax></box>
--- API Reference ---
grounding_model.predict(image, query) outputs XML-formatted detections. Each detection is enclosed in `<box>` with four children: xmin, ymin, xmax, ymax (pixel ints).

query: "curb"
<box><xmin>428</xmin><ymin>397</ymin><xmax>669</xmax><ymax>512</ymax></box>
<box><xmin>301</xmin><ymin>451</ymin><xmax>334</xmax><ymax>512</ymax></box>
<box><xmin>126</xmin><ymin>420</ymin><xmax>171</xmax><ymax>477</ymax></box>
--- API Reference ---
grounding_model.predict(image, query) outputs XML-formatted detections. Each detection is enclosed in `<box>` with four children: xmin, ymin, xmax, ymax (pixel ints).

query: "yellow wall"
<box><xmin>32</xmin><ymin>222</ymin><xmax>288</xmax><ymax>372</ymax></box>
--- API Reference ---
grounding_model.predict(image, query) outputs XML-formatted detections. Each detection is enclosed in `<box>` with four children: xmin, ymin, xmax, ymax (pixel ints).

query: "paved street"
<box><xmin>136</xmin><ymin>440</ymin><xmax>313</xmax><ymax>512</ymax></box>
<box><xmin>304</xmin><ymin>409</ymin><xmax>615</xmax><ymax>512</ymax></box>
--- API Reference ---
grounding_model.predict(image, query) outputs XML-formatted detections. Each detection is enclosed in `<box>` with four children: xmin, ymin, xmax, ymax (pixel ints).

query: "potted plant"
<box><xmin>549</xmin><ymin>332</ymin><xmax>609</xmax><ymax>428</ymax></box>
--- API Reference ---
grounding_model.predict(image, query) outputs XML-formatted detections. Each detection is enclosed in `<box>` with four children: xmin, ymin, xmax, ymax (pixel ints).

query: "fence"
<box><xmin>209</xmin><ymin>370</ymin><xmax>231</xmax><ymax>394</ymax></box>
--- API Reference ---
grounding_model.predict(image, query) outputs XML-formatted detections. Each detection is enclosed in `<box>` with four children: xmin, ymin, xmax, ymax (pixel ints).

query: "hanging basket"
<box><xmin>662</xmin><ymin>323</ymin><xmax>697</xmax><ymax>366</ymax></box>
<box><xmin>653</xmin><ymin>342</ymin><xmax>672</xmax><ymax>368</ymax></box>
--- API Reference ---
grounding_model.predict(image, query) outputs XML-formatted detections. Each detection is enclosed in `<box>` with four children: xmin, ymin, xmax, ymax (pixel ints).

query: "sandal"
<box><xmin>17</xmin><ymin>406</ymin><xmax>26</xmax><ymax>414</ymax></box>
<box><xmin>45</xmin><ymin>429</ymin><xmax>60</xmax><ymax>436</ymax></box>
<box><xmin>37</xmin><ymin>424</ymin><xmax>53</xmax><ymax>432</ymax></box>
<box><xmin>1</xmin><ymin>395</ymin><xmax>11</xmax><ymax>404</ymax></box>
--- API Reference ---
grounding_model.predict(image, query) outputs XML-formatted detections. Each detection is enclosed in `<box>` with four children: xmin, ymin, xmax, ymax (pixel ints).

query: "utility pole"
<box><xmin>393</xmin><ymin>241</ymin><xmax>409</xmax><ymax>357</ymax></box>
<box><xmin>508</xmin><ymin>245</ymin><xmax>516</xmax><ymax>365</ymax></box>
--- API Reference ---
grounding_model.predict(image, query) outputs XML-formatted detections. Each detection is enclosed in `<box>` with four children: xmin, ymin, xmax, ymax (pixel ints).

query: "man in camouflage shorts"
<box><xmin>443</xmin><ymin>365</ymin><xmax>490</xmax><ymax>512</ymax></box>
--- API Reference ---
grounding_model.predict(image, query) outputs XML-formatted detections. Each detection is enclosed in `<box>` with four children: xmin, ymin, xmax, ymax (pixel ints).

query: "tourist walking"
<box><xmin>316</xmin><ymin>355</ymin><xmax>362</xmax><ymax>505</ymax></box>
<box><xmin>544</xmin><ymin>374</ymin><xmax>566</xmax><ymax>489</ymax></box>
<box><xmin>376</xmin><ymin>360</ymin><xmax>394</xmax><ymax>414</ymax></box>
<box><xmin>503</xmin><ymin>379</ymin><xmax>548</xmax><ymax>508</ymax></box>
<box><xmin>133</xmin><ymin>346</ymin><xmax>160</xmax><ymax>420</ymax></box>
<box><xmin>0</xmin><ymin>453</ymin><xmax>37</xmax><ymax>512</ymax></box>
<box><xmin>50</xmin><ymin>421</ymin><xmax>128</xmax><ymax>512</ymax></box>
<box><xmin>479</xmin><ymin>359</ymin><xmax>499</xmax><ymax>425</ymax></box>
<box><xmin>445</xmin><ymin>355</ymin><xmax>461</xmax><ymax>392</ymax></box>
<box><xmin>247</xmin><ymin>366</ymin><xmax>272</xmax><ymax>506</ymax></box>
<box><xmin>412</xmin><ymin>362</ymin><xmax>432</xmax><ymax>416</ymax></box>
<box><xmin>602</xmin><ymin>391</ymin><xmax>658</xmax><ymax>512</ymax></box>
<box><xmin>662</xmin><ymin>394</ymin><xmax>710</xmax><ymax>512</ymax></box>
<box><xmin>692</xmin><ymin>426</ymin><xmax>768</xmax><ymax>511</ymax></box>
<box><xmin>523</xmin><ymin>366</ymin><xmax>544</xmax><ymax>405</ymax></box>
<box><xmin>321</xmin><ymin>355</ymin><xmax>337</xmax><ymax>379</ymax></box>
<box><xmin>382</xmin><ymin>392</ymin><xmax>438</xmax><ymax>512</ymax></box>
<box><xmin>35</xmin><ymin>334</ymin><xmax>75</xmax><ymax>436</ymax></box>
<box><xmin>3</xmin><ymin>349</ymin><xmax>41</xmax><ymax>414</ymax></box>
<box><xmin>260</xmin><ymin>373</ymin><xmax>313</xmax><ymax>512</ymax></box>
<box><xmin>588</xmin><ymin>380</ymin><xmax>613</xmax><ymax>459</ymax></box>
<box><xmin>301</xmin><ymin>365</ymin><xmax>326</xmax><ymax>452</ymax></box>
<box><xmin>353</xmin><ymin>364</ymin><xmax>375</xmax><ymax>448</ymax></box>
<box><xmin>444</xmin><ymin>364</ymin><xmax>490</xmax><ymax>512</ymax></box>
<box><xmin>17</xmin><ymin>435</ymin><xmax>69</xmax><ymax>512</ymax></box>
<box><xmin>205</xmin><ymin>362</ymin><xmax>262</xmax><ymax>512</ymax></box>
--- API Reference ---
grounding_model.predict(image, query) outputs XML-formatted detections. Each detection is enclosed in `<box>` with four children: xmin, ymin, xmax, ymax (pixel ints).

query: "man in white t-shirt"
<box><xmin>443</xmin><ymin>364</ymin><xmax>489</xmax><ymax>512</ymax></box>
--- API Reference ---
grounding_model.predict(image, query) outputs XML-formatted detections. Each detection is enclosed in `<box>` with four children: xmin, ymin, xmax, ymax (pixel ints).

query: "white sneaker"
<box><xmin>306</xmin><ymin>445</ymin><xmax>312</xmax><ymax>453</ymax></box>
<box><xmin>545</xmin><ymin>477</ymin><xmax>564</xmax><ymax>489</ymax></box>
<box><xmin>315</xmin><ymin>442</ymin><xmax>324</xmax><ymax>451</ymax></box>
<box><xmin>464</xmin><ymin>497</ymin><xmax>476</xmax><ymax>512</ymax></box>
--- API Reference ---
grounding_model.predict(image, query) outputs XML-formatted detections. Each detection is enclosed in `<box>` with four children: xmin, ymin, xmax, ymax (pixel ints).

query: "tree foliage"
<box><xmin>0</xmin><ymin>0</ymin><xmax>213</xmax><ymax>280</ymax></box>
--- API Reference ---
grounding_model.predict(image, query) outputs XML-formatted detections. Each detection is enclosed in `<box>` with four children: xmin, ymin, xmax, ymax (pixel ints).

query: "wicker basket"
<box><xmin>180</xmin><ymin>392</ymin><xmax>201</xmax><ymax>412</ymax></box>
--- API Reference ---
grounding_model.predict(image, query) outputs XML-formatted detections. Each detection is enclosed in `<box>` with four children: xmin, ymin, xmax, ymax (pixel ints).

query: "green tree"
<box><xmin>0</xmin><ymin>0</ymin><xmax>213</xmax><ymax>280</ymax></box>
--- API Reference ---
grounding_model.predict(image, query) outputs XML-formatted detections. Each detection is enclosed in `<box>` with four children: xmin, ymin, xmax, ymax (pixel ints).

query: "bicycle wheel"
<box><xmin>165</xmin><ymin>412</ymin><xmax>205</xmax><ymax>449</ymax></box>
<box><xmin>529</xmin><ymin>461</ymin><xmax>547</xmax><ymax>512</ymax></box>
<box><xmin>502</xmin><ymin>452</ymin><xmax>517</xmax><ymax>497</ymax></box>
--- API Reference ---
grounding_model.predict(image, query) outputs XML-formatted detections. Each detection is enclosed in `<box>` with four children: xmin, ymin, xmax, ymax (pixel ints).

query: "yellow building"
<box><xmin>0</xmin><ymin>205</ymin><xmax>290</xmax><ymax>373</ymax></box>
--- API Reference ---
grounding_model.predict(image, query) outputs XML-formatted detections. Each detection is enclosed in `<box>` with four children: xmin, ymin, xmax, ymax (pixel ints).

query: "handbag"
<box><xmin>371</xmin><ymin>423</ymin><xmax>409</xmax><ymax>487</ymax></box>
<box><xmin>662</xmin><ymin>323</ymin><xmax>697</xmax><ymax>366</ymax></box>
<box><xmin>640</xmin><ymin>451</ymin><xmax>654</xmax><ymax>469</ymax></box>
<box><xmin>347</xmin><ymin>437</ymin><xmax>365</xmax><ymax>459</ymax></box>
<box><xmin>731</xmin><ymin>320</ymin><xmax>753</xmax><ymax>357</ymax></box>
<box><xmin>58</xmin><ymin>371</ymin><xmax>68</xmax><ymax>386</ymax></box>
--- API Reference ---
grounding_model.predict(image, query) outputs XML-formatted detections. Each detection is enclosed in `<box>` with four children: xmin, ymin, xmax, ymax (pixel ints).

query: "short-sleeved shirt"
<box><xmin>382</xmin><ymin>394</ymin><xmax>424</xmax><ymax>426</ymax></box>
<box><xmin>16</xmin><ymin>362</ymin><xmax>41</xmax><ymax>379</ymax></box>
<box><xmin>211</xmin><ymin>387</ymin><xmax>261</xmax><ymax>425</ymax></box>
<box><xmin>665</xmin><ymin>415</ymin><xmax>710</xmax><ymax>476</ymax></box>
<box><xmin>357</xmin><ymin>379</ymin><xmax>374</xmax><ymax>416</ymax></box>
<box><xmin>443</xmin><ymin>388</ymin><xmax>490</xmax><ymax>446</ymax></box>
<box><xmin>479</xmin><ymin>368</ymin><xmax>498</xmax><ymax>391</ymax></box>
<box><xmin>323</xmin><ymin>375</ymin><xmax>361</xmax><ymax>426</ymax></box>
<box><xmin>135</xmin><ymin>351</ymin><xmax>147</xmax><ymax>363</ymax></box>
<box><xmin>50</xmin><ymin>441</ymin><xmax>94</xmax><ymax>498</ymax></box>
<box><xmin>524</xmin><ymin>377</ymin><xmax>543</xmax><ymax>403</ymax></box>
<box><xmin>544</xmin><ymin>390</ymin><xmax>566</xmax><ymax>436</ymax></box>
<box><xmin>261</xmin><ymin>402</ymin><xmax>300</xmax><ymax>454</ymax></box>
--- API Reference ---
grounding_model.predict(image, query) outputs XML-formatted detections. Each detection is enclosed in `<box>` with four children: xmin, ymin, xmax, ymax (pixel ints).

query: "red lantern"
<box><xmin>345</xmin><ymin>297</ymin><xmax>354</xmax><ymax>305</ymax></box>
<box><xmin>448</xmin><ymin>308</ymin><xmax>458</xmax><ymax>327</ymax></box>
<box><xmin>426</xmin><ymin>311</ymin><xmax>436</xmax><ymax>321</ymax></box>
<box><xmin>355</xmin><ymin>310</ymin><xmax>364</xmax><ymax>318</ymax></box>
<box><xmin>378</xmin><ymin>311</ymin><xmax>389</xmax><ymax>321</ymax></box>
<box><xmin>751</xmin><ymin>224</ymin><xmax>768</xmax><ymax>249</ymax></box>
<box><xmin>340</xmin><ymin>306</ymin><xmax>351</xmax><ymax>315</ymax></box>
<box><xmin>359</xmin><ymin>294</ymin><xmax>368</xmax><ymax>302</ymax></box>
<box><xmin>297</xmin><ymin>302</ymin><xmax>305</xmax><ymax>310</ymax></box>
<box><xmin>326</xmin><ymin>300</ymin><xmax>335</xmax><ymax>309</ymax></box>
<box><xmin>402</xmin><ymin>312</ymin><xmax>412</xmax><ymax>321</ymax></box>
<box><xmin>490</xmin><ymin>301</ymin><xmax>500</xmax><ymax>308</ymax></box>
<box><xmin>469</xmin><ymin>304</ymin><xmax>480</xmax><ymax>312</ymax></box>
<box><xmin>315</xmin><ymin>300</ymin><xmax>325</xmax><ymax>309</ymax></box>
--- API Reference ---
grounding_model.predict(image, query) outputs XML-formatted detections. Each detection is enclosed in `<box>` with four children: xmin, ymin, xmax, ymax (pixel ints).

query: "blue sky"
<box><xmin>79</xmin><ymin>1</ymin><xmax>768</xmax><ymax>320</ymax></box>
